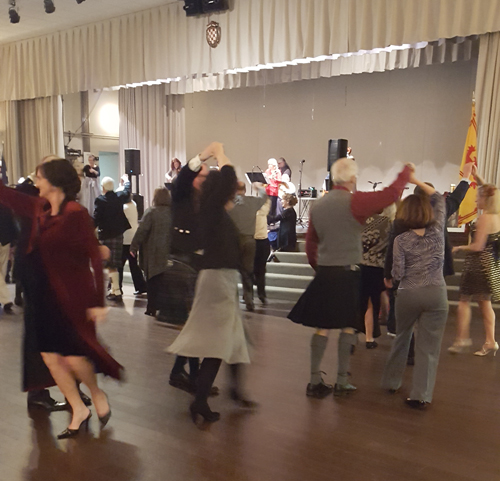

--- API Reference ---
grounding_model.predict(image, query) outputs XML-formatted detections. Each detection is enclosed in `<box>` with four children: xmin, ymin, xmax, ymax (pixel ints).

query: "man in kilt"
<box><xmin>94</xmin><ymin>175</ymin><xmax>131</xmax><ymax>302</ymax></box>
<box><xmin>288</xmin><ymin>157</ymin><xmax>412</xmax><ymax>398</ymax></box>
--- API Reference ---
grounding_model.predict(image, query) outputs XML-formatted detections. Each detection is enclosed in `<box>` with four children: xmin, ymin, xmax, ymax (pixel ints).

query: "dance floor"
<box><xmin>0</xmin><ymin>285</ymin><xmax>499</xmax><ymax>481</ymax></box>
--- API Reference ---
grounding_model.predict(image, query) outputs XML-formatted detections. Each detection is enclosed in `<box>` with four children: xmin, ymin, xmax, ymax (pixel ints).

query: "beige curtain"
<box><xmin>0</xmin><ymin>0</ymin><xmax>499</xmax><ymax>101</ymax></box>
<box><xmin>0</xmin><ymin>100</ymin><xmax>20</xmax><ymax>183</ymax></box>
<box><xmin>167</xmin><ymin>36</ymin><xmax>478</xmax><ymax>94</ymax></box>
<box><xmin>17</xmin><ymin>96</ymin><xmax>64</xmax><ymax>178</ymax></box>
<box><xmin>0</xmin><ymin>96</ymin><xmax>62</xmax><ymax>183</ymax></box>
<box><xmin>119</xmin><ymin>85</ymin><xmax>186</xmax><ymax>207</ymax></box>
<box><xmin>476</xmin><ymin>32</ymin><xmax>500</xmax><ymax>185</ymax></box>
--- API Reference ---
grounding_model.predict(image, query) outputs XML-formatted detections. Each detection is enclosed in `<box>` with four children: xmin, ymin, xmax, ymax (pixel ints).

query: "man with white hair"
<box><xmin>288</xmin><ymin>157</ymin><xmax>412</xmax><ymax>398</ymax></box>
<box><xmin>94</xmin><ymin>175</ymin><xmax>131</xmax><ymax>302</ymax></box>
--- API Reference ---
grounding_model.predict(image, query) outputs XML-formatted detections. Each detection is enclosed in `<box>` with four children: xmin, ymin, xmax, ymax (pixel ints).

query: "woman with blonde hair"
<box><xmin>449</xmin><ymin>183</ymin><xmax>500</xmax><ymax>356</ymax></box>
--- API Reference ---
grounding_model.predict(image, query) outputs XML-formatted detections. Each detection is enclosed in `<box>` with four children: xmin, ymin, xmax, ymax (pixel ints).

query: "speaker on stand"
<box><xmin>124</xmin><ymin>149</ymin><xmax>144</xmax><ymax>219</ymax></box>
<box><xmin>326</xmin><ymin>139</ymin><xmax>348</xmax><ymax>190</ymax></box>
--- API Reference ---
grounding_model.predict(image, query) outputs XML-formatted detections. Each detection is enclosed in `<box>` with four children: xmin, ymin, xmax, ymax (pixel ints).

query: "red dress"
<box><xmin>0</xmin><ymin>183</ymin><xmax>123</xmax><ymax>387</ymax></box>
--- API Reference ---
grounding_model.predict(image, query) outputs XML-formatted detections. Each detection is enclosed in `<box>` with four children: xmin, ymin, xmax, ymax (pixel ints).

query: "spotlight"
<box><xmin>76</xmin><ymin>0</ymin><xmax>85</xmax><ymax>3</ymax></box>
<box><xmin>8</xmin><ymin>0</ymin><xmax>20</xmax><ymax>23</ymax></box>
<box><xmin>44</xmin><ymin>0</ymin><xmax>55</xmax><ymax>14</ymax></box>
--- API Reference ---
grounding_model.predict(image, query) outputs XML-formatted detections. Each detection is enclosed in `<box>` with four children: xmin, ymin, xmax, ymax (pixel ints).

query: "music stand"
<box><xmin>245</xmin><ymin>172</ymin><xmax>267</xmax><ymax>196</ymax></box>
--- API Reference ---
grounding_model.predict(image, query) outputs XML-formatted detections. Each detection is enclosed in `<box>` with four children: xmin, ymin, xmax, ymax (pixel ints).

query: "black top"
<box><xmin>0</xmin><ymin>205</ymin><xmax>17</xmax><ymax>246</ymax></box>
<box><xmin>83</xmin><ymin>164</ymin><xmax>100</xmax><ymax>178</ymax></box>
<box><xmin>170</xmin><ymin>163</ymin><xmax>202</xmax><ymax>259</ymax></box>
<box><xmin>384</xmin><ymin>180</ymin><xmax>470</xmax><ymax>279</ymax></box>
<box><xmin>93</xmin><ymin>182</ymin><xmax>131</xmax><ymax>240</ymax></box>
<box><xmin>199</xmin><ymin>166</ymin><xmax>241</xmax><ymax>270</ymax></box>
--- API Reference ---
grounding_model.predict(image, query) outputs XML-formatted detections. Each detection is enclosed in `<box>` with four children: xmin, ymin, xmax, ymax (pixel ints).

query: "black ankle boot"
<box><xmin>189</xmin><ymin>400</ymin><xmax>220</xmax><ymax>423</ymax></box>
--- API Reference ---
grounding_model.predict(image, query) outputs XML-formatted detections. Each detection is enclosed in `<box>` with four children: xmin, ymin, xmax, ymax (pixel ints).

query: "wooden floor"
<box><xmin>0</xmin><ymin>284</ymin><xmax>499</xmax><ymax>481</ymax></box>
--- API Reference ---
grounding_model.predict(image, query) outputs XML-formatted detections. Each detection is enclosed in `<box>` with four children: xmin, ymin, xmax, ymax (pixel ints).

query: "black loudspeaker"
<box><xmin>125</xmin><ymin>149</ymin><xmax>141</xmax><ymax>176</ymax></box>
<box><xmin>327</xmin><ymin>139</ymin><xmax>348</xmax><ymax>172</ymax></box>
<box><xmin>201</xmin><ymin>0</ymin><xmax>229</xmax><ymax>13</ymax></box>
<box><xmin>183</xmin><ymin>0</ymin><xmax>203</xmax><ymax>16</ymax></box>
<box><xmin>133</xmin><ymin>194</ymin><xmax>144</xmax><ymax>220</ymax></box>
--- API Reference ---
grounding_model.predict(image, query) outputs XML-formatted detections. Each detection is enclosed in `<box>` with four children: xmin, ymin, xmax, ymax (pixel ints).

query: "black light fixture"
<box><xmin>76</xmin><ymin>0</ymin><xmax>85</xmax><ymax>3</ymax></box>
<box><xmin>44</xmin><ymin>0</ymin><xmax>56</xmax><ymax>14</ymax></box>
<box><xmin>8</xmin><ymin>0</ymin><xmax>20</xmax><ymax>23</ymax></box>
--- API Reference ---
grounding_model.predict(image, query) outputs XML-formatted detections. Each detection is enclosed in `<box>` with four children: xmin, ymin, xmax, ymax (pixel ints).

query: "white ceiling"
<box><xmin>0</xmin><ymin>0</ymin><xmax>179</xmax><ymax>45</ymax></box>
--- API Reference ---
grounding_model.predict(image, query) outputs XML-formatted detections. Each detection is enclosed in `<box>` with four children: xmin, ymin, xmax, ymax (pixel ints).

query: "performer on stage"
<box><xmin>288</xmin><ymin>157</ymin><xmax>412</xmax><ymax>398</ymax></box>
<box><xmin>264</xmin><ymin>158</ymin><xmax>282</xmax><ymax>217</ymax></box>
<box><xmin>80</xmin><ymin>154</ymin><xmax>101</xmax><ymax>214</ymax></box>
<box><xmin>278</xmin><ymin>157</ymin><xmax>292</xmax><ymax>182</ymax></box>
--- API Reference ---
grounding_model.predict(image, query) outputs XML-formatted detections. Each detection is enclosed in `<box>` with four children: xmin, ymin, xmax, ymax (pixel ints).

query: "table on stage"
<box><xmin>297</xmin><ymin>196</ymin><xmax>317</xmax><ymax>226</ymax></box>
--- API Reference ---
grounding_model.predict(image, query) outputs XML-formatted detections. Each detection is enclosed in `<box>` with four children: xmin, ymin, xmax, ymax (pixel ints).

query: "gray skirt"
<box><xmin>167</xmin><ymin>269</ymin><xmax>250</xmax><ymax>364</ymax></box>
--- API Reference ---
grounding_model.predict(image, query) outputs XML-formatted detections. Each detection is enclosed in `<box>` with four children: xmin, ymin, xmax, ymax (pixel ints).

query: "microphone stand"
<box><xmin>297</xmin><ymin>160</ymin><xmax>307</xmax><ymax>227</ymax></box>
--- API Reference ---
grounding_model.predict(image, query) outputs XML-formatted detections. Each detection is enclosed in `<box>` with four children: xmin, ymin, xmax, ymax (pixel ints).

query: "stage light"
<box><xmin>44</xmin><ymin>0</ymin><xmax>55</xmax><ymax>14</ymax></box>
<box><xmin>8</xmin><ymin>0</ymin><xmax>20</xmax><ymax>23</ymax></box>
<box><xmin>76</xmin><ymin>0</ymin><xmax>85</xmax><ymax>3</ymax></box>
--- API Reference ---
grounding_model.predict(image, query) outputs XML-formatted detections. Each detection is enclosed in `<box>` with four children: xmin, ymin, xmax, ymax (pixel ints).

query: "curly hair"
<box><xmin>36</xmin><ymin>159</ymin><xmax>81</xmax><ymax>201</ymax></box>
<box><xmin>479</xmin><ymin>184</ymin><xmax>500</xmax><ymax>214</ymax></box>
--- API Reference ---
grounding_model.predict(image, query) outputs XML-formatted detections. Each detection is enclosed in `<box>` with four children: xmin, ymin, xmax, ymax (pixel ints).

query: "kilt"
<box><xmin>158</xmin><ymin>259</ymin><xmax>198</xmax><ymax>326</ymax></box>
<box><xmin>101</xmin><ymin>235</ymin><xmax>123</xmax><ymax>269</ymax></box>
<box><xmin>288</xmin><ymin>265</ymin><xmax>363</xmax><ymax>330</ymax></box>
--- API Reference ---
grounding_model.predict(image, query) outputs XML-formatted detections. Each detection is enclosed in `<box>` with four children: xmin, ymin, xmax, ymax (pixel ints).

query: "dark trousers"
<box><xmin>119</xmin><ymin>245</ymin><xmax>147</xmax><ymax>292</ymax></box>
<box><xmin>254</xmin><ymin>238</ymin><xmax>270</xmax><ymax>300</ymax></box>
<box><xmin>360</xmin><ymin>265</ymin><xmax>384</xmax><ymax>338</ymax></box>
<box><xmin>195</xmin><ymin>359</ymin><xmax>243</xmax><ymax>404</ymax></box>
<box><xmin>146</xmin><ymin>272</ymin><xmax>165</xmax><ymax>313</ymax></box>
<box><xmin>239</xmin><ymin>235</ymin><xmax>256</xmax><ymax>308</ymax></box>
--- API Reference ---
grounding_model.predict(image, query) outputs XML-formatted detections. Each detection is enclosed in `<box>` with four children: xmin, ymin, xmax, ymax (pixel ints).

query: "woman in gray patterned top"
<box><xmin>381</xmin><ymin>176</ymin><xmax>448</xmax><ymax>409</ymax></box>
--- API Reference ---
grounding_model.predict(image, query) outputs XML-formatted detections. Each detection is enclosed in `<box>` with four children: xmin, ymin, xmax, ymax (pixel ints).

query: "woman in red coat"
<box><xmin>0</xmin><ymin>159</ymin><xmax>123</xmax><ymax>439</ymax></box>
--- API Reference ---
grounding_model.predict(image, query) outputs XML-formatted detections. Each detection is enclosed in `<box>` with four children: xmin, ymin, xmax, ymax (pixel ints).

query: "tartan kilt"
<box><xmin>158</xmin><ymin>259</ymin><xmax>198</xmax><ymax>326</ymax></box>
<box><xmin>101</xmin><ymin>235</ymin><xmax>123</xmax><ymax>269</ymax></box>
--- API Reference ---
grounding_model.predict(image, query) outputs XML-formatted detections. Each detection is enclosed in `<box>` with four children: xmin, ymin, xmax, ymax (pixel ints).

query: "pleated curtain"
<box><xmin>0</xmin><ymin>96</ymin><xmax>63</xmax><ymax>183</ymax></box>
<box><xmin>476</xmin><ymin>32</ymin><xmax>500</xmax><ymax>185</ymax></box>
<box><xmin>119</xmin><ymin>85</ymin><xmax>186</xmax><ymax>207</ymax></box>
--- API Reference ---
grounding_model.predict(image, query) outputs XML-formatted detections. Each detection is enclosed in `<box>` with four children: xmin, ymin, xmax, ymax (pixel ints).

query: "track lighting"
<box><xmin>44</xmin><ymin>0</ymin><xmax>55</xmax><ymax>14</ymax></box>
<box><xmin>8</xmin><ymin>0</ymin><xmax>20</xmax><ymax>23</ymax></box>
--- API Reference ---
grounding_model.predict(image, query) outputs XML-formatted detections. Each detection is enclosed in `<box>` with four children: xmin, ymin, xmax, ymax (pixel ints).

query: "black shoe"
<box><xmin>259</xmin><ymin>296</ymin><xmax>268</xmax><ymax>305</ymax></box>
<box><xmin>28</xmin><ymin>391</ymin><xmax>69</xmax><ymax>412</ymax></box>
<box><xmin>14</xmin><ymin>296</ymin><xmax>23</xmax><ymax>307</ymax></box>
<box><xmin>79</xmin><ymin>390</ymin><xmax>92</xmax><ymax>407</ymax></box>
<box><xmin>407</xmin><ymin>356</ymin><xmax>415</xmax><ymax>366</ymax></box>
<box><xmin>106</xmin><ymin>293</ymin><xmax>123</xmax><ymax>302</ymax></box>
<box><xmin>169</xmin><ymin>370</ymin><xmax>193</xmax><ymax>393</ymax></box>
<box><xmin>333</xmin><ymin>383</ymin><xmax>357</xmax><ymax>397</ymax></box>
<box><xmin>229</xmin><ymin>389</ymin><xmax>259</xmax><ymax>409</ymax></box>
<box><xmin>366</xmin><ymin>341</ymin><xmax>378</xmax><ymax>349</ymax></box>
<box><xmin>57</xmin><ymin>410</ymin><xmax>92</xmax><ymax>439</ymax></box>
<box><xmin>405</xmin><ymin>398</ymin><xmax>428</xmax><ymax>410</ymax></box>
<box><xmin>190</xmin><ymin>400</ymin><xmax>220</xmax><ymax>423</ymax></box>
<box><xmin>306</xmin><ymin>380</ymin><xmax>334</xmax><ymax>399</ymax></box>
<box><xmin>3</xmin><ymin>302</ymin><xmax>14</xmax><ymax>313</ymax></box>
<box><xmin>134</xmin><ymin>290</ymin><xmax>147</xmax><ymax>295</ymax></box>
<box><xmin>144</xmin><ymin>309</ymin><xmax>156</xmax><ymax>317</ymax></box>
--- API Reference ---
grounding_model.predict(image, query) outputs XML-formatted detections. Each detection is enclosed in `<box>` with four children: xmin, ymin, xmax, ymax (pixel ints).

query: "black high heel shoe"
<box><xmin>189</xmin><ymin>401</ymin><xmax>220</xmax><ymax>423</ymax></box>
<box><xmin>97</xmin><ymin>392</ymin><xmax>112</xmax><ymax>429</ymax></box>
<box><xmin>57</xmin><ymin>410</ymin><xmax>92</xmax><ymax>439</ymax></box>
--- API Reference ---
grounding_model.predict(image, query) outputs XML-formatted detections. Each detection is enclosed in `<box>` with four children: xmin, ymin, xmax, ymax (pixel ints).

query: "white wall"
<box><xmin>185</xmin><ymin>60</ymin><xmax>477</xmax><ymax>194</ymax></box>
<box><xmin>63</xmin><ymin>90</ymin><xmax>119</xmax><ymax>158</ymax></box>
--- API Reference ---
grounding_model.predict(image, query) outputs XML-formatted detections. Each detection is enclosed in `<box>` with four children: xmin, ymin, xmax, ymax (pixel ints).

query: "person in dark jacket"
<box><xmin>0</xmin><ymin>204</ymin><xmax>17</xmax><ymax>313</ymax></box>
<box><xmin>270</xmin><ymin>193</ymin><xmax>297</xmax><ymax>252</ymax></box>
<box><xmin>383</xmin><ymin>162</ymin><xmax>477</xmax><ymax>361</ymax></box>
<box><xmin>94</xmin><ymin>175</ymin><xmax>131</xmax><ymax>302</ymax></box>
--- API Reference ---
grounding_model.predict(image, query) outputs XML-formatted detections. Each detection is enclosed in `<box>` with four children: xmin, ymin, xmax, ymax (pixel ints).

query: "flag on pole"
<box><xmin>458</xmin><ymin>103</ymin><xmax>478</xmax><ymax>226</ymax></box>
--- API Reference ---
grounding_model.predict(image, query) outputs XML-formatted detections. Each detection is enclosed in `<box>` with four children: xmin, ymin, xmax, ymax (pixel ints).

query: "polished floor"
<box><xmin>0</xmin><ymin>285</ymin><xmax>499</xmax><ymax>481</ymax></box>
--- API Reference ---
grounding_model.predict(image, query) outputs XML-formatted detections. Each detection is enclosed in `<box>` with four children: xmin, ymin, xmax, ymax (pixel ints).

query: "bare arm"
<box><xmin>453</xmin><ymin>214</ymin><xmax>490</xmax><ymax>253</ymax></box>
<box><xmin>472</xmin><ymin>164</ymin><xmax>485</xmax><ymax>187</ymax></box>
